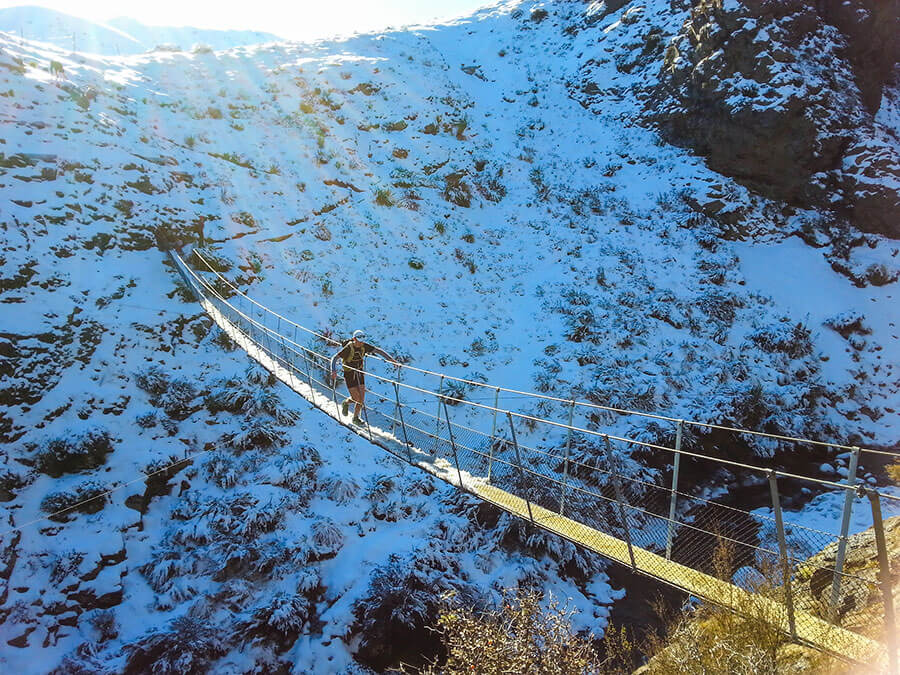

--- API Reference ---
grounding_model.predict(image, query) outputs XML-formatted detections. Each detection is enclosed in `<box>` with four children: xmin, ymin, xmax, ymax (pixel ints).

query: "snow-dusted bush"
<box><xmin>442</xmin><ymin>171</ymin><xmax>473</xmax><ymax>207</ymax></box>
<box><xmin>157</xmin><ymin>377</ymin><xmax>198</xmax><ymax>420</ymax></box>
<box><xmin>748</xmin><ymin>321</ymin><xmax>813</xmax><ymax>358</ymax></box>
<box><xmin>204</xmin><ymin>377</ymin><xmax>249</xmax><ymax>414</ymax></box>
<box><xmin>269</xmin><ymin>446</ymin><xmax>321</xmax><ymax>500</ymax></box>
<box><xmin>864</xmin><ymin>263</ymin><xmax>898</xmax><ymax>287</ymax></box>
<box><xmin>41</xmin><ymin>480</ymin><xmax>108</xmax><ymax>520</ymax></box>
<box><xmin>824</xmin><ymin>310</ymin><xmax>871</xmax><ymax>339</ymax></box>
<box><xmin>241</xmin><ymin>591</ymin><xmax>310</xmax><ymax>649</ymax></box>
<box><xmin>440</xmin><ymin>379</ymin><xmax>468</xmax><ymax>405</ymax></box>
<box><xmin>142</xmin><ymin>548</ymin><xmax>197</xmax><ymax>593</ymax></box>
<box><xmin>311</xmin><ymin>518</ymin><xmax>344</xmax><ymax>558</ymax></box>
<box><xmin>239</xmin><ymin>389</ymin><xmax>299</xmax><ymax>425</ymax></box>
<box><xmin>0</xmin><ymin>467</ymin><xmax>25</xmax><ymax>501</ymax></box>
<box><xmin>34</xmin><ymin>428</ymin><xmax>114</xmax><ymax>476</ymax></box>
<box><xmin>323</xmin><ymin>474</ymin><xmax>359</xmax><ymax>504</ymax></box>
<box><xmin>123</xmin><ymin>616</ymin><xmax>227</xmax><ymax>675</ymax></box>
<box><xmin>222</xmin><ymin>420</ymin><xmax>289</xmax><ymax>451</ymax></box>
<box><xmin>473</xmin><ymin>168</ymin><xmax>506</xmax><ymax>203</ymax></box>
<box><xmin>204</xmin><ymin>451</ymin><xmax>241</xmax><ymax>489</ymax></box>
<box><xmin>50</xmin><ymin>643</ymin><xmax>113</xmax><ymax>675</ymax></box>
<box><xmin>135</xmin><ymin>410</ymin><xmax>157</xmax><ymax>429</ymax></box>
<box><xmin>352</xmin><ymin>554</ymin><xmax>454</xmax><ymax>671</ymax></box>
<box><xmin>244</xmin><ymin>362</ymin><xmax>276</xmax><ymax>387</ymax></box>
<box><xmin>135</xmin><ymin>365</ymin><xmax>169</xmax><ymax>398</ymax></box>
<box><xmin>49</xmin><ymin>550</ymin><xmax>84</xmax><ymax>584</ymax></box>
<box><xmin>365</xmin><ymin>474</ymin><xmax>395</xmax><ymax>502</ymax></box>
<box><xmin>88</xmin><ymin>608</ymin><xmax>118</xmax><ymax>642</ymax></box>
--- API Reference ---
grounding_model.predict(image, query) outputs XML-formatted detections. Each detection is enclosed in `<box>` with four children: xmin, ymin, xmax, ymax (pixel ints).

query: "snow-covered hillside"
<box><xmin>0</xmin><ymin>6</ymin><xmax>282</xmax><ymax>55</ymax></box>
<box><xmin>0</xmin><ymin>0</ymin><xmax>898</xmax><ymax>671</ymax></box>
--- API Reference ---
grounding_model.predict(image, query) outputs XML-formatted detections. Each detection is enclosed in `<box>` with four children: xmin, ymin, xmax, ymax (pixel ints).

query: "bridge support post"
<box><xmin>435</xmin><ymin>376</ymin><xmax>444</xmax><ymax>455</ymax></box>
<box><xmin>866</xmin><ymin>488</ymin><xmax>898</xmax><ymax>675</ymax></box>
<box><xmin>360</xmin><ymin>400</ymin><xmax>373</xmax><ymax>439</ymax></box>
<box><xmin>768</xmin><ymin>471</ymin><xmax>797</xmax><ymax>640</ymax></box>
<box><xmin>302</xmin><ymin>347</ymin><xmax>315</xmax><ymax>394</ymax></box>
<box><xmin>507</xmin><ymin>412</ymin><xmax>534</xmax><ymax>524</ymax></box>
<box><xmin>559</xmin><ymin>400</ymin><xmax>575</xmax><ymax>517</ymax></box>
<box><xmin>280</xmin><ymin>335</ymin><xmax>297</xmax><ymax>392</ymax></box>
<box><xmin>393</xmin><ymin>379</ymin><xmax>412</xmax><ymax>462</ymax></box>
<box><xmin>604</xmin><ymin>435</ymin><xmax>636</xmax><ymax>571</ymax></box>
<box><xmin>443</xmin><ymin>402</ymin><xmax>466</xmax><ymax>490</ymax></box>
<box><xmin>665</xmin><ymin>420</ymin><xmax>684</xmax><ymax>560</ymax></box>
<box><xmin>830</xmin><ymin>445</ymin><xmax>860</xmax><ymax>615</ymax></box>
<box><xmin>487</xmin><ymin>388</ymin><xmax>499</xmax><ymax>482</ymax></box>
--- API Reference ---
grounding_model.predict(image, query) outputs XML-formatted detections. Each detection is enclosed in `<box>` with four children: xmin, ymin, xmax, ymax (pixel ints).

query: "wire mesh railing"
<box><xmin>169</xmin><ymin>249</ymin><xmax>897</xmax><ymax>670</ymax></box>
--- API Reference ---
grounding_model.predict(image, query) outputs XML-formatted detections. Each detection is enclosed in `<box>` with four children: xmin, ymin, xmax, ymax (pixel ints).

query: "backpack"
<box><xmin>341</xmin><ymin>339</ymin><xmax>367</xmax><ymax>368</ymax></box>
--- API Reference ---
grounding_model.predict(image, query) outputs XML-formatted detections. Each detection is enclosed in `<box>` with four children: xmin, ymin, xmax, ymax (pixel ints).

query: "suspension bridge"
<box><xmin>170</xmin><ymin>248</ymin><xmax>898</xmax><ymax>671</ymax></box>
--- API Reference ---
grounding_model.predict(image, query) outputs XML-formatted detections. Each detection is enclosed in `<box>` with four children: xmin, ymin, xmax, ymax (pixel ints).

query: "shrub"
<box><xmin>440</xmin><ymin>380</ymin><xmax>468</xmax><ymax>405</ymax></box>
<box><xmin>89</xmin><ymin>608</ymin><xmax>119</xmax><ymax>642</ymax></box>
<box><xmin>135</xmin><ymin>366</ymin><xmax>170</xmax><ymax>398</ymax></box>
<box><xmin>474</xmin><ymin>170</ymin><xmax>506</xmax><ymax>203</ymax></box>
<box><xmin>864</xmin><ymin>263</ymin><xmax>898</xmax><ymax>287</ymax></box>
<box><xmin>0</xmin><ymin>468</ymin><xmax>24</xmax><ymax>502</ymax></box>
<box><xmin>824</xmin><ymin>311</ymin><xmax>871</xmax><ymax>339</ymax></box>
<box><xmin>245</xmin><ymin>363</ymin><xmax>276</xmax><ymax>388</ymax></box>
<box><xmin>311</xmin><ymin>518</ymin><xmax>344</xmax><ymax>558</ymax></box>
<box><xmin>375</xmin><ymin>188</ymin><xmax>395</xmax><ymax>206</ymax></box>
<box><xmin>223</xmin><ymin>420</ymin><xmax>288</xmax><ymax>451</ymax></box>
<box><xmin>124</xmin><ymin>616</ymin><xmax>227</xmax><ymax>675</ymax></box>
<box><xmin>157</xmin><ymin>378</ymin><xmax>198</xmax><ymax>420</ymax></box>
<box><xmin>425</xmin><ymin>589</ymin><xmax>601</xmax><ymax>674</ymax></box>
<box><xmin>631</xmin><ymin>538</ymin><xmax>833</xmax><ymax>674</ymax></box>
<box><xmin>205</xmin><ymin>452</ymin><xmax>241</xmax><ymax>489</ymax></box>
<box><xmin>135</xmin><ymin>411</ymin><xmax>157</xmax><ymax>429</ymax></box>
<box><xmin>240</xmin><ymin>591</ymin><xmax>311</xmax><ymax>650</ymax></box>
<box><xmin>41</xmin><ymin>480</ymin><xmax>109</xmax><ymax>521</ymax></box>
<box><xmin>408</xmin><ymin>258</ymin><xmax>424</xmax><ymax>270</ymax></box>
<box><xmin>442</xmin><ymin>172</ymin><xmax>472</xmax><ymax>207</ymax></box>
<box><xmin>35</xmin><ymin>428</ymin><xmax>114</xmax><ymax>477</ymax></box>
<box><xmin>748</xmin><ymin>321</ymin><xmax>812</xmax><ymax>358</ymax></box>
<box><xmin>324</xmin><ymin>475</ymin><xmax>359</xmax><ymax>504</ymax></box>
<box><xmin>271</xmin><ymin>446</ymin><xmax>321</xmax><ymax>498</ymax></box>
<box><xmin>352</xmin><ymin>555</ymin><xmax>447</xmax><ymax>671</ymax></box>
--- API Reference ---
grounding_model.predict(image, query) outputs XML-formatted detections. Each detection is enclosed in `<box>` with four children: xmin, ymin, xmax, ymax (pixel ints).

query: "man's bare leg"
<box><xmin>348</xmin><ymin>385</ymin><xmax>365</xmax><ymax>421</ymax></box>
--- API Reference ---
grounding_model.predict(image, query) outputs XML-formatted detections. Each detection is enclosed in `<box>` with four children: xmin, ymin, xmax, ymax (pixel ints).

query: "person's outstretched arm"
<box><xmin>370</xmin><ymin>346</ymin><xmax>399</xmax><ymax>364</ymax></box>
<box><xmin>330</xmin><ymin>346</ymin><xmax>347</xmax><ymax>377</ymax></box>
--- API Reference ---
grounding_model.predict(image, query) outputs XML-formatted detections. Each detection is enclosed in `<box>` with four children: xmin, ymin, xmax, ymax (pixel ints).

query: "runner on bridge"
<box><xmin>329</xmin><ymin>329</ymin><xmax>398</xmax><ymax>425</ymax></box>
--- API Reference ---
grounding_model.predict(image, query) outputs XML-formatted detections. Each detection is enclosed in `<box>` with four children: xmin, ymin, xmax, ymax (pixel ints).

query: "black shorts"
<box><xmin>344</xmin><ymin>367</ymin><xmax>364</xmax><ymax>390</ymax></box>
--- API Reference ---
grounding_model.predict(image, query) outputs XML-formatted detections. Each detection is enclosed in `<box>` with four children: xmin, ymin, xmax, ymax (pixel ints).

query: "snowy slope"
<box><xmin>0</xmin><ymin>6</ymin><xmax>282</xmax><ymax>55</ymax></box>
<box><xmin>0</xmin><ymin>0</ymin><xmax>898</xmax><ymax>671</ymax></box>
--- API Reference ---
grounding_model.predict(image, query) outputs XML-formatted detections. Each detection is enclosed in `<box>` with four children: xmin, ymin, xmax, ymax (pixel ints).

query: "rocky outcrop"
<box><xmin>652</xmin><ymin>0</ymin><xmax>899</xmax><ymax>237</ymax></box>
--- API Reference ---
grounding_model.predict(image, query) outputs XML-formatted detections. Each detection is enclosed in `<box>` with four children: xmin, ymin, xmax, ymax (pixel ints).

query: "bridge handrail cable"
<box><xmin>190</xmin><ymin>249</ymin><xmax>896</xmax><ymax>461</ymax></box>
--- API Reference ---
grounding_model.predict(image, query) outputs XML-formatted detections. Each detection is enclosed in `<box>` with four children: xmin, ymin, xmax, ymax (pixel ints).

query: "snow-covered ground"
<box><xmin>0</xmin><ymin>0</ymin><xmax>898</xmax><ymax>671</ymax></box>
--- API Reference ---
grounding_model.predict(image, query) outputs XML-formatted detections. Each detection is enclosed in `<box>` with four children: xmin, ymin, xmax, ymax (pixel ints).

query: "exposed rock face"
<box><xmin>653</xmin><ymin>0</ymin><xmax>900</xmax><ymax>237</ymax></box>
<box><xmin>817</xmin><ymin>0</ymin><xmax>900</xmax><ymax>113</ymax></box>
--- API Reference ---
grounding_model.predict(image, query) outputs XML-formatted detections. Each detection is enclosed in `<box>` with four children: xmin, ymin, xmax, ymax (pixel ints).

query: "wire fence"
<box><xmin>171</xmin><ymin>249</ymin><xmax>897</xmax><ymax>670</ymax></box>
